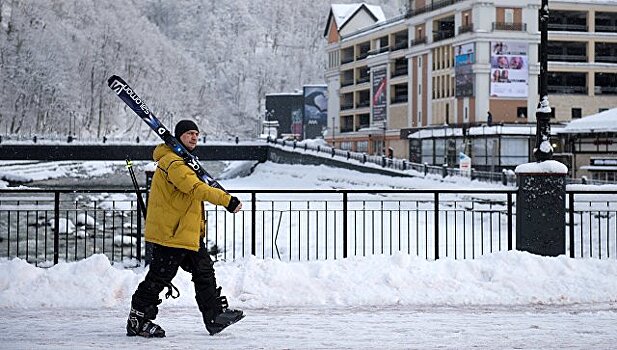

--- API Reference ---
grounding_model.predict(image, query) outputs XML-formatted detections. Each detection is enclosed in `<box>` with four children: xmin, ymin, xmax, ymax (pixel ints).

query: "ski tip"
<box><xmin>107</xmin><ymin>75</ymin><xmax>124</xmax><ymax>86</ymax></box>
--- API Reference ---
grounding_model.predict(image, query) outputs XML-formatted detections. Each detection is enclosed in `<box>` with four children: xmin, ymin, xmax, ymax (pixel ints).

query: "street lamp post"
<box><xmin>533</xmin><ymin>0</ymin><xmax>553</xmax><ymax>162</ymax></box>
<box><xmin>332</xmin><ymin>115</ymin><xmax>336</xmax><ymax>147</ymax></box>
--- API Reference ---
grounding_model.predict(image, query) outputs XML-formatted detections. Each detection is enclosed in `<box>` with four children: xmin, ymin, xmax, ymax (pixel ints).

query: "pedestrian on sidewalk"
<box><xmin>126</xmin><ymin>119</ymin><xmax>244</xmax><ymax>338</ymax></box>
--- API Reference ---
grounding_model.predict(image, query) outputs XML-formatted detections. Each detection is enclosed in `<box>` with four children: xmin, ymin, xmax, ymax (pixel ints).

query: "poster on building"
<box><xmin>454</xmin><ymin>43</ymin><xmax>474</xmax><ymax>97</ymax></box>
<box><xmin>303</xmin><ymin>85</ymin><xmax>328</xmax><ymax>139</ymax></box>
<box><xmin>372</xmin><ymin>66</ymin><xmax>387</xmax><ymax>122</ymax></box>
<box><xmin>490</xmin><ymin>41</ymin><xmax>528</xmax><ymax>98</ymax></box>
<box><xmin>459</xmin><ymin>152</ymin><xmax>472</xmax><ymax>177</ymax></box>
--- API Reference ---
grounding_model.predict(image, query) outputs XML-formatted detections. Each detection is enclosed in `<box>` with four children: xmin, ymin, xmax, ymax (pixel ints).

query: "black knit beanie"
<box><xmin>174</xmin><ymin>120</ymin><xmax>199</xmax><ymax>138</ymax></box>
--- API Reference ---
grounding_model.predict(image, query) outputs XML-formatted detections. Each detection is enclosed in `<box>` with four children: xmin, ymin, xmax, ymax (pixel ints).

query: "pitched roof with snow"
<box><xmin>559</xmin><ymin>107</ymin><xmax>617</xmax><ymax>134</ymax></box>
<box><xmin>324</xmin><ymin>3</ymin><xmax>386</xmax><ymax>37</ymax></box>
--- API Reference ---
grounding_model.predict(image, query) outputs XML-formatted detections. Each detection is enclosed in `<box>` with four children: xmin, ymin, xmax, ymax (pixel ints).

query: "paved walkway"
<box><xmin>1</xmin><ymin>304</ymin><xmax>617</xmax><ymax>349</ymax></box>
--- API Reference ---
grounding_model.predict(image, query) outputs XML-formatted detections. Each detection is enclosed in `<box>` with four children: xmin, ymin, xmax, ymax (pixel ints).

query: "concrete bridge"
<box><xmin>0</xmin><ymin>143</ymin><xmax>269</xmax><ymax>161</ymax></box>
<box><xmin>0</xmin><ymin>141</ymin><xmax>418</xmax><ymax>179</ymax></box>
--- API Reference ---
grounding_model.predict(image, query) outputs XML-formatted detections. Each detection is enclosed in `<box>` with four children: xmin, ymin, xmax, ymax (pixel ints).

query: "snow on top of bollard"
<box><xmin>515</xmin><ymin>160</ymin><xmax>568</xmax><ymax>174</ymax></box>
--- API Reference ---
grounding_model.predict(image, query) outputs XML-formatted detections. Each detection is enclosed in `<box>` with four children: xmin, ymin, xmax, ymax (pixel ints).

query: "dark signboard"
<box><xmin>372</xmin><ymin>66</ymin><xmax>387</xmax><ymax>123</ymax></box>
<box><xmin>265</xmin><ymin>93</ymin><xmax>304</xmax><ymax>138</ymax></box>
<box><xmin>303</xmin><ymin>85</ymin><xmax>328</xmax><ymax>139</ymax></box>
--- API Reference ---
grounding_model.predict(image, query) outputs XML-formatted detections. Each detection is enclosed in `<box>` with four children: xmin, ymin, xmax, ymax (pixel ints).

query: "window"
<box><xmin>550</xmin><ymin>107</ymin><xmax>556</xmax><ymax>119</ymax></box>
<box><xmin>571</xmin><ymin>108</ymin><xmax>582</xmax><ymax>119</ymax></box>
<box><xmin>464</xmin><ymin>107</ymin><xmax>469</xmax><ymax>121</ymax></box>
<box><xmin>505</xmin><ymin>9</ymin><xmax>514</xmax><ymax>24</ymax></box>
<box><xmin>600</xmin><ymin>108</ymin><xmax>609</xmax><ymax>112</ymax></box>
<box><xmin>517</xmin><ymin>107</ymin><xmax>527</xmax><ymax>118</ymax></box>
<box><xmin>418</xmin><ymin>56</ymin><xmax>422</xmax><ymax>67</ymax></box>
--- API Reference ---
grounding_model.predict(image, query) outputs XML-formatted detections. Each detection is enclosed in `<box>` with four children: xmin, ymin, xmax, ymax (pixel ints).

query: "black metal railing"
<box><xmin>433</xmin><ymin>30</ymin><xmax>455</xmax><ymax>42</ymax></box>
<box><xmin>568</xmin><ymin>190</ymin><xmax>617</xmax><ymax>258</ymax></box>
<box><xmin>392</xmin><ymin>67</ymin><xmax>408</xmax><ymax>77</ymax></box>
<box><xmin>367</xmin><ymin>47</ymin><xmax>390</xmax><ymax>56</ymax></box>
<box><xmin>595</xmin><ymin>56</ymin><xmax>617</xmax><ymax>63</ymax></box>
<box><xmin>393</xmin><ymin>40</ymin><xmax>408</xmax><ymax>51</ymax></box>
<box><xmin>0</xmin><ymin>189</ymin><xmax>142</xmax><ymax>266</ymax></box>
<box><xmin>410</xmin><ymin>37</ymin><xmax>427</xmax><ymax>47</ymax></box>
<box><xmin>356</xmin><ymin>76</ymin><xmax>370</xmax><ymax>84</ymax></box>
<box><xmin>492</xmin><ymin>22</ymin><xmax>527</xmax><ymax>31</ymax></box>
<box><xmin>458</xmin><ymin>24</ymin><xmax>474</xmax><ymax>34</ymax></box>
<box><xmin>3</xmin><ymin>187</ymin><xmax>617</xmax><ymax>264</ymax></box>
<box><xmin>1</xmin><ymin>188</ymin><xmax>516</xmax><ymax>264</ymax></box>
<box><xmin>406</xmin><ymin>0</ymin><xmax>461</xmax><ymax>18</ymax></box>
<box><xmin>547</xmin><ymin>85</ymin><xmax>587</xmax><ymax>94</ymax></box>
<box><xmin>547</xmin><ymin>54</ymin><xmax>588</xmax><ymax>62</ymax></box>
<box><xmin>270</xmin><ymin>138</ymin><xmax>519</xmax><ymax>185</ymax></box>
<box><xmin>548</xmin><ymin>23</ymin><xmax>588</xmax><ymax>32</ymax></box>
<box><xmin>206</xmin><ymin>189</ymin><xmax>516</xmax><ymax>262</ymax></box>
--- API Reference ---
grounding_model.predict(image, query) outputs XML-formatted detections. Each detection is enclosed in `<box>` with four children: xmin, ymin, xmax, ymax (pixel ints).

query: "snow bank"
<box><xmin>2</xmin><ymin>251</ymin><xmax>617</xmax><ymax>309</ymax></box>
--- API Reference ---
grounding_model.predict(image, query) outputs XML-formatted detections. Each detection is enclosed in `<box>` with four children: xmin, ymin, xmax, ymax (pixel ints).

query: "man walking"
<box><xmin>127</xmin><ymin>120</ymin><xmax>244</xmax><ymax>338</ymax></box>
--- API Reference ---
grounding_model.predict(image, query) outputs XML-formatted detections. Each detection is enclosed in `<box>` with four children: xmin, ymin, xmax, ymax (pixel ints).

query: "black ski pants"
<box><xmin>131</xmin><ymin>242</ymin><xmax>220</xmax><ymax>321</ymax></box>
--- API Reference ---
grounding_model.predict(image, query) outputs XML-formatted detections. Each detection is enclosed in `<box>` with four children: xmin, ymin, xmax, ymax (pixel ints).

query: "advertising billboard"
<box><xmin>454</xmin><ymin>43</ymin><xmax>475</xmax><ymax>97</ymax></box>
<box><xmin>490</xmin><ymin>41</ymin><xmax>528</xmax><ymax>98</ymax></box>
<box><xmin>303</xmin><ymin>85</ymin><xmax>328</xmax><ymax>139</ymax></box>
<box><xmin>265</xmin><ymin>93</ymin><xmax>304</xmax><ymax>138</ymax></box>
<box><xmin>372</xmin><ymin>66</ymin><xmax>387</xmax><ymax>122</ymax></box>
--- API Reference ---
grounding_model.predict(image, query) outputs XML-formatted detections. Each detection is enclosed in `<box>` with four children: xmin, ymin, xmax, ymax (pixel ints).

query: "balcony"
<box><xmin>458</xmin><ymin>24</ymin><xmax>473</xmax><ymax>34</ymax></box>
<box><xmin>433</xmin><ymin>30</ymin><xmax>455</xmax><ymax>42</ymax></box>
<box><xmin>595</xmin><ymin>86</ymin><xmax>617</xmax><ymax>95</ymax></box>
<box><xmin>341</xmin><ymin>56</ymin><xmax>354</xmax><ymax>65</ymax></box>
<box><xmin>367</xmin><ymin>46</ymin><xmax>390</xmax><ymax>56</ymax></box>
<box><xmin>547</xmin><ymin>85</ymin><xmax>587</xmax><ymax>94</ymax></box>
<box><xmin>356</xmin><ymin>100</ymin><xmax>370</xmax><ymax>108</ymax></box>
<box><xmin>548</xmin><ymin>23</ymin><xmax>587</xmax><ymax>32</ymax></box>
<box><xmin>356</xmin><ymin>52</ymin><xmax>369</xmax><ymax>60</ymax></box>
<box><xmin>393</xmin><ymin>40</ymin><xmax>408</xmax><ymax>51</ymax></box>
<box><xmin>410</xmin><ymin>36</ymin><xmax>427</xmax><ymax>46</ymax></box>
<box><xmin>596</xmin><ymin>56</ymin><xmax>617</xmax><ymax>64</ymax></box>
<box><xmin>340</xmin><ymin>103</ymin><xmax>354</xmax><ymax>110</ymax></box>
<box><xmin>392</xmin><ymin>67</ymin><xmax>408</xmax><ymax>78</ymax></box>
<box><xmin>391</xmin><ymin>95</ymin><xmax>408</xmax><ymax>104</ymax></box>
<box><xmin>596</xmin><ymin>24</ymin><xmax>617</xmax><ymax>33</ymax></box>
<box><xmin>492</xmin><ymin>22</ymin><xmax>526</xmax><ymax>31</ymax></box>
<box><xmin>406</xmin><ymin>0</ymin><xmax>462</xmax><ymax>18</ymax></box>
<box><xmin>547</xmin><ymin>54</ymin><xmax>588</xmax><ymax>63</ymax></box>
<box><xmin>356</xmin><ymin>76</ymin><xmax>370</xmax><ymax>84</ymax></box>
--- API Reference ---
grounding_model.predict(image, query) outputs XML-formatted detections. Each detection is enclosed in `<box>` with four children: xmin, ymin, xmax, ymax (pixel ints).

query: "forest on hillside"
<box><xmin>0</xmin><ymin>0</ymin><xmax>400</xmax><ymax>140</ymax></box>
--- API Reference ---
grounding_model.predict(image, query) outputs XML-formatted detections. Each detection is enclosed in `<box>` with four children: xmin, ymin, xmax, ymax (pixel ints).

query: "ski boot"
<box><xmin>126</xmin><ymin>307</ymin><xmax>166</xmax><ymax>338</ymax></box>
<box><xmin>204</xmin><ymin>294</ymin><xmax>244</xmax><ymax>335</ymax></box>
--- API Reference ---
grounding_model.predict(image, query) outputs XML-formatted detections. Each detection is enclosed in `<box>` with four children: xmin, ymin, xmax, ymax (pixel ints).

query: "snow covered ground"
<box><xmin>1</xmin><ymin>160</ymin><xmax>617</xmax><ymax>348</ymax></box>
<box><xmin>1</xmin><ymin>253</ymin><xmax>617</xmax><ymax>349</ymax></box>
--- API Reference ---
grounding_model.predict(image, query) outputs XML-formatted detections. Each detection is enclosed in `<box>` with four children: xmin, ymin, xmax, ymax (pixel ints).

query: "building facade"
<box><xmin>323</xmin><ymin>0</ymin><xmax>617</xmax><ymax>165</ymax></box>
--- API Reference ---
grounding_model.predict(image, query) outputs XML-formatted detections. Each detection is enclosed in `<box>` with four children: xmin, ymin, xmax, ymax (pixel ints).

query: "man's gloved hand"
<box><xmin>225</xmin><ymin>196</ymin><xmax>242</xmax><ymax>213</ymax></box>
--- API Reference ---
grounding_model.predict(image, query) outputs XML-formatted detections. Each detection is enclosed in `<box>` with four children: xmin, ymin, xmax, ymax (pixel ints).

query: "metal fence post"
<box><xmin>569</xmin><ymin>193</ymin><xmax>575</xmax><ymax>258</ymax></box>
<box><xmin>53</xmin><ymin>191</ymin><xmax>60</xmax><ymax>265</ymax></box>
<box><xmin>434</xmin><ymin>192</ymin><xmax>439</xmax><ymax>260</ymax></box>
<box><xmin>251</xmin><ymin>192</ymin><xmax>256</xmax><ymax>256</ymax></box>
<box><xmin>343</xmin><ymin>192</ymin><xmax>348</xmax><ymax>258</ymax></box>
<box><xmin>507</xmin><ymin>192</ymin><xmax>513</xmax><ymax>250</ymax></box>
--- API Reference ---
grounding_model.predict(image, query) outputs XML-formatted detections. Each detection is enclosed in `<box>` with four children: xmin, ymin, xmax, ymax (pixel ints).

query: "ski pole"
<box><xmin>126</xmin><ymin>159</ymin><xmax>147</xmax><ymax>220</ymax></box>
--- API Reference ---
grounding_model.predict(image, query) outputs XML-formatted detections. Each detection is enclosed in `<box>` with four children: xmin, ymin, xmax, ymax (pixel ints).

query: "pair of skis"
<box><xmin>107</xmin><ymin>75</ymin><xmax>226</xmax><ymax>193</ymax></box>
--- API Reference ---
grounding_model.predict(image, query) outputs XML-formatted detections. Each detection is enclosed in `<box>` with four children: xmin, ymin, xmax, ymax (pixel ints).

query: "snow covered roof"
<box><xmin>324</xmin><ymin>3</ymin><xmax>386</xmax><ymax>37</ymax></box>
<box><xmin>408</xmin><ymin>124</ymin><xmax>565</xmax><ymax>139</ymax></box>
<box><xmin>559</xmin><ymin>107</ymin><xmax>617</xmax><ymax>134</ymax></box>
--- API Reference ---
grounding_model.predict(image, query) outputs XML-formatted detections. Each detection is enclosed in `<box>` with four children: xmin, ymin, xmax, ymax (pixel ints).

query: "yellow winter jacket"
<box><xmin>145</xmin><ymin>144</ymin><xmax>232</xmax><ymax>251</ymax></box>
